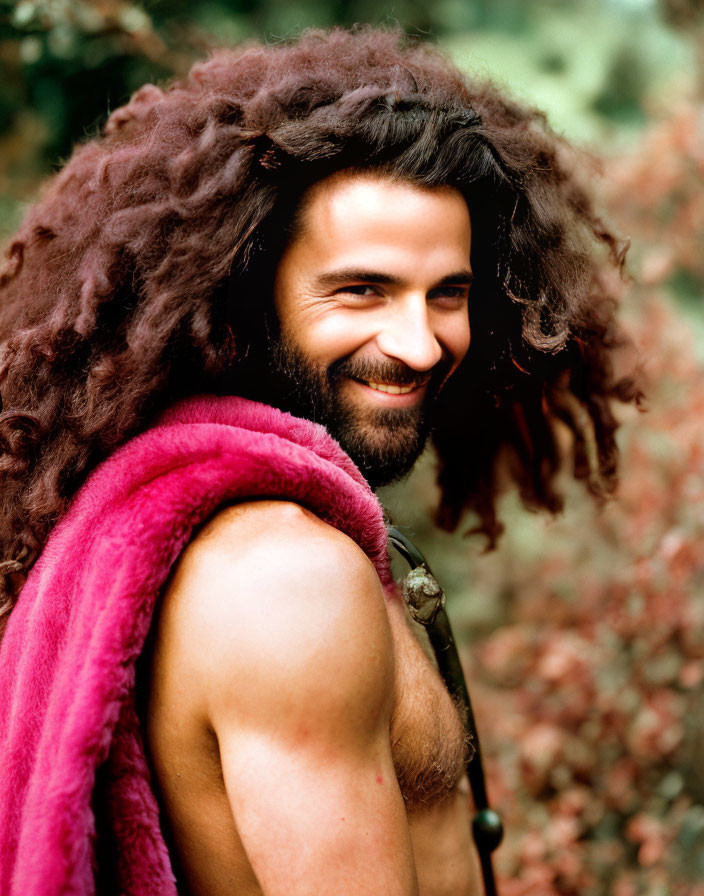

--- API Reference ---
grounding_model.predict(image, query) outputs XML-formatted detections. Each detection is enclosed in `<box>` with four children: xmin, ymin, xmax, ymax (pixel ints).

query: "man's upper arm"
<box><xmin>166</xmin><ymin>501</ymin><xmax>418</xmax><ymax>896</ymax></box>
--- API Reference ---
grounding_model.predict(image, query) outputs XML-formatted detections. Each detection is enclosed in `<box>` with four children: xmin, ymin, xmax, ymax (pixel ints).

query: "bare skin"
<box><xmin>146</xmin><ymin>501</ymin><xmax>481</xmax><ymax>895</ymax></box>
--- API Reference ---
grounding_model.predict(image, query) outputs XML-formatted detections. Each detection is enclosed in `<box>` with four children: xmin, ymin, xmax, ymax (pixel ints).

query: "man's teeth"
<box><xmin>365</xmin><ymin>381</ymin><xmax>417</xmax><ymax>395</ymax></box>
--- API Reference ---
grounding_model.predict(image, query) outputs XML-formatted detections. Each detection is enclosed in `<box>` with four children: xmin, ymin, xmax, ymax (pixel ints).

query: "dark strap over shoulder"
<box><xmin>387</xmin><ymin>525</ymin><xmax>503</xmax><ymax>896</ymax></box>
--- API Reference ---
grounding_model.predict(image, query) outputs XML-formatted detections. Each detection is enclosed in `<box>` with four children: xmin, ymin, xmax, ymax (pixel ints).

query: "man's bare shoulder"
<box><xmin>153</xmin><ymin>500</ymin><xmax>394</xmax><ymax>736</ymax></box>
<box><xmin>170</xmin><ymin>499</ymin><xmax>387</xmax><ymax>621</ymax></box>
<box><xmin>186</xmin><ymin>498</ymin><xmax>377</xmax><ymax>572</ymax></box>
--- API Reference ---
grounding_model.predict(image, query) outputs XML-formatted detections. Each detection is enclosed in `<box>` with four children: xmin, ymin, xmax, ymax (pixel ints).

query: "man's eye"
<box><xmin>430</xmin><ymin>287</ymin><xmax>469</xmax><ymax>303</ymax></box>
<box><xmin>339</xmin><ymin>285</ymin><xmax>377</xmax><ymax>297</ymax></box>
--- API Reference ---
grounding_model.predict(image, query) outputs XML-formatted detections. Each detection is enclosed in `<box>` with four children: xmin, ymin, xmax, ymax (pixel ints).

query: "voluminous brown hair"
<box><xmin>0</xmin><ymin>27</ymin><xmax>639</xmax><ymax>622</ymax></box>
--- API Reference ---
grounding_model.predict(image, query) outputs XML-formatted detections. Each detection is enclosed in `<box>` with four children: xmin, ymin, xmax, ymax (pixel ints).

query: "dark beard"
<box><xmin>246</xmin><ymin>337</ymin><xmax>450</xmax><ymax>489</ymax></box>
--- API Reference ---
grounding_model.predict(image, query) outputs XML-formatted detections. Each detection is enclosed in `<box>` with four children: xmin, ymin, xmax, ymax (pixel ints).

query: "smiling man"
<box><xmin>0</xmin><ymin>27</ymin><xmax>639</xmax><ymax>896</ymax></box>
<box><xmin>145</xmin><ymin>170</ymin><xmax>477</xmax><ymax>896</ymax></box>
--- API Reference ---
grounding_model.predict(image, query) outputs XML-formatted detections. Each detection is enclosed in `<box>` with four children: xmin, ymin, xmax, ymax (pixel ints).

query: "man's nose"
<box><xmin>374</xmin><ymin>296</ymin><xmax>443</xmax><ymax>372</ymax></box>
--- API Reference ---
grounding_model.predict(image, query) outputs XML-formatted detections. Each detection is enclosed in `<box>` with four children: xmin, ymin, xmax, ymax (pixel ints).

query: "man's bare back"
<box><xmin>145</xmin><ymin>500</ymin><xmax>481</xmax><ymax>895</ymax></box>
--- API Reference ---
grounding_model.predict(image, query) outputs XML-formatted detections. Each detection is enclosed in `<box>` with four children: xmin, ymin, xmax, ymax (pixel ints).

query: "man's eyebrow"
<box><xmin>314</xmin><ymin>268</ymin><xmax>403</xmax><ymax>289</ymax></box>
<box><xmin>314</xmin><ymin>268</ymin><xmax>474</xmax><ymax>289</ymax></box>
<box><xmin>435</xmin><ymin>270</ymin><xmax>474</xmax><ymax>286</ymax></box>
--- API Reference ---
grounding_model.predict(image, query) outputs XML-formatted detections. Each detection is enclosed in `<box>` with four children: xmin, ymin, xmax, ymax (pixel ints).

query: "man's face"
<box><xmin>269</xmin><ymin>170</ymin><xmax>472</xmax><ymax>487</ymax></box>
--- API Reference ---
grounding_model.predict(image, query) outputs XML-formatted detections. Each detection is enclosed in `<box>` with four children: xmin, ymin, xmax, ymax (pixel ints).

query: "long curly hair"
<box><xmin>0</xmin><ymin>27</ymin><xmax>640</xmax><ymax>623</ymax></box>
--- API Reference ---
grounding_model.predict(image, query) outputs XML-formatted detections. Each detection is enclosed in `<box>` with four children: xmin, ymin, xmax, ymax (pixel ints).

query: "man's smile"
<box><xmin>366</xmin><ymin>381</ymin><xmax>417</xmax><ymax>395</ymax></box>
<box><xmin>347</xmin><ymin>374</ymin><xmax>432</xmax><ymax>407</ymax></box>
<box><xmin>354</xmin><ymin>376</ymin><xmax>430</xmax><ymax>396</ymax></box>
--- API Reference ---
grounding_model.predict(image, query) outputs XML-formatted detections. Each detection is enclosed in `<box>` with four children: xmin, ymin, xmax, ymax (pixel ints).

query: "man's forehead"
<box><xmin>295</xmin><ymin>168</ymin><xmax>468</xmax><ymax>235</ymax></box>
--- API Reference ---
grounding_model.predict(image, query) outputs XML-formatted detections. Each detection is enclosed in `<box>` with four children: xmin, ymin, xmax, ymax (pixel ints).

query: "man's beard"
<box><xmin>252</xmin><ymin>337</ymin><xmax>451</xmax><ymax>489</ymax></box>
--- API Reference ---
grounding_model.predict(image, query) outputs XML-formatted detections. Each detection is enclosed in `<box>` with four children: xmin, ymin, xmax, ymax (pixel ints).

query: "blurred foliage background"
<box><xmin>1</xmin><ymin>1</ymin><xmax>703</xmax><ymax>893</ymax></box>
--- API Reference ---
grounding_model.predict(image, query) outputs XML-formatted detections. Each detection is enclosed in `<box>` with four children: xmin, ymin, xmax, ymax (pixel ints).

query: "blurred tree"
<box><xmin>592</xmin><ymin>41</ymin><xmax>649</xmax><ymax>124</ymax></box>
<box><xmin>1</xmin><ymin>1</ymin><xmax>185</xmax><ymax>164</ymax></box>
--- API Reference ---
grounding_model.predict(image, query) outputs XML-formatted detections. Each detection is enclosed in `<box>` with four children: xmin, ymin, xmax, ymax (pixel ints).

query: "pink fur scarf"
<box><xmin>0</xmin><ymin>396</ymin><xmax>392</xmax><ymax>895</ymax></box>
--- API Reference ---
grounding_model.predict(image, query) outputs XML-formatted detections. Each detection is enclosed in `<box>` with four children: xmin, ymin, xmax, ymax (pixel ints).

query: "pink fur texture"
<box><xmin>0</xmin><ymin>396</ymin><xmax>392</xmax><ymax>895</ymax></box>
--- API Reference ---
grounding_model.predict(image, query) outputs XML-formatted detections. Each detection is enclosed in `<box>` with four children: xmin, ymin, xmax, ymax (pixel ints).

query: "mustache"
<box><xmin>331</xmin><ymin>357</ymin><xmax>452</xmax><ymax>388</ymax></box>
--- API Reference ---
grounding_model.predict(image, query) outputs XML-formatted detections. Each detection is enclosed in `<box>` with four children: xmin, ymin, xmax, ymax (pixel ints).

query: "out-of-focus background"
<box><xmin>1</xmin><ymin>1</ymin><xmax>703</xmax><ymax>892</ymax></box>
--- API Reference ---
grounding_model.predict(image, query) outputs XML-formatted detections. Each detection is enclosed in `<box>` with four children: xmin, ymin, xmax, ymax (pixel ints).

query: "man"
<box><xmin>144</xmin><ymin>170</ymin><xmax>477</xmax><ymax>896</ymax></box>
<box><xmin>0</xmin><ymin>27</ymin><xmax>638</xmax><ymax>896</ymax></box>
